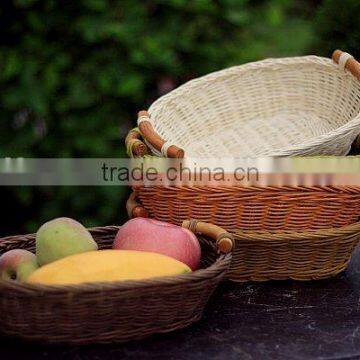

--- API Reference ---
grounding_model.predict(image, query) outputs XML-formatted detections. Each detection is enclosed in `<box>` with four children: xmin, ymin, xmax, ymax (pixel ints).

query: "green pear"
<box><xmin>36</xmin><ymin>217</ymin><xmax>98</xmax><ymax>266</ymax></box>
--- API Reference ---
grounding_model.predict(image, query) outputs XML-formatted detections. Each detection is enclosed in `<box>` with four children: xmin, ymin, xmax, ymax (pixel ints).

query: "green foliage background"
<box><xmin>0</xmin><ymin>0</ymin><xmax>358</xmax><ymax>234</ymax></box>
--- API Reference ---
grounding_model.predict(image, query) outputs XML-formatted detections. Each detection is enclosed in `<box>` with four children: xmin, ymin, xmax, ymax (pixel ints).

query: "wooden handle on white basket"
<box><xmin>137</xmin><ymin>110</ymin><xmax>185</xmax><ymax>158</ymax></box>
<box><xmin>332</xmin><ymin>50</ymin><xmax>360</xmax><ymax>80</ymax></box>
<box><xmin>182</xmin><ymin>219</ymin><xmax>234</xmax><ymax>254</ymax></box>
<box><xmin>125</xmin><ymin>128</ymin><xmax>149</xmax><ymax>157</ymax></box>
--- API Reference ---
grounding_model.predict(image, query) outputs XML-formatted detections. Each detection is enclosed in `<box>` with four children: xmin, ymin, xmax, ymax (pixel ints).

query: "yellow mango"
<box><xmin>27</xmin><ymin>250</ymin><xmax>191</xmax><ymax>285</ymax></box>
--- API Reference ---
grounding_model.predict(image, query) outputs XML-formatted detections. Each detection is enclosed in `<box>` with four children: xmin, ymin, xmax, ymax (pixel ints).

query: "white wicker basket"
<box><xmin>135</xmin><ymin>50</ymin><xmax>360</xmax><ymax>158</ymax></box>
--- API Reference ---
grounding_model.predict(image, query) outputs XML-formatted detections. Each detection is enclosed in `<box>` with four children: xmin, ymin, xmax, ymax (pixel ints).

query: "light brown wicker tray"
<box><xmin>229</xmin><ymin>222</ymin><xmax>360</xmax><ymax>282</ymax></box>
<box><xmin>0</xmin><ymin>221</ymin><xmax>233</xmax><ymax>345</ymax></box>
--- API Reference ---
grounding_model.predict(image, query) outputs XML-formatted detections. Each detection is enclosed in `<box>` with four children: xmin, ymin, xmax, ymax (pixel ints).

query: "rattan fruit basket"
<box><xmin>125</xmin><ymin>50</ymin><xmax>360</xmax><ymax>233</ymax></box>
<box><xmin>0</xmin><ymin>221</ymin><xmax>233</xmax><ymax>345</ymax></box>
<box><xmin>127</xmin><ymin>50</ymin><xmax>360</xmax><ymax>158</ymax></box>
<box><xmin>128</xmin><ymin>196</ymin><xmax>360</xmax><ymax>282</ymax></box>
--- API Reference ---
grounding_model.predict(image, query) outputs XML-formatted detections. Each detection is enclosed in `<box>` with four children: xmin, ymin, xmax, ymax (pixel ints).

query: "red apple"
<box><xmin>0</xmin><ymin>249</ymin><xmax>39</xmax><ymax>282</ymax></box>
<box><xmin>113</xmin><ymin>218</ymin><xmax>201</xmax><ymax>270</ymax></box>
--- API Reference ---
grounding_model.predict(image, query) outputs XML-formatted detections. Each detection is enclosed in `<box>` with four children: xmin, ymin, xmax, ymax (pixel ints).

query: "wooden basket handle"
<box><xmin>126</xmin><ymin>192</ymin><xmax>149</xmax><ymax>219</ymax></box>
<box><xmin>332</xmin><ymin>50</ymin><xmax>360</xmax><ymax>80</ymax></box>
<box><xmin>137</xmin><ymin>110</ymin><xmax>185</xmax><ymax>158</ymax></box>
<box><xmin>126</xmin><ymin>193</ymin><xmax>233</xmax><ymax>253</ymax></box>
<box><xmin>125</xmin><ymin>127</ymin><xmax>149</xmax><ymax>157</ymax></box>
<box><xmin>182</xmin><ymin>219</ymin><xmax>234</xmax><ymax>254</ymax></box>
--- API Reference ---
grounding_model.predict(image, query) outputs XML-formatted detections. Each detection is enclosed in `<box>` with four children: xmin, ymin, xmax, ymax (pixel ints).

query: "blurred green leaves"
<box><xmin>0</xmin><ymin>0</ymin><xmax>356</xmax><ymax>233</ymax></box>
<box><xmin>315</xmin><ymin>0</ymin><xmax>360</xmax><ymax>58</ymax></box>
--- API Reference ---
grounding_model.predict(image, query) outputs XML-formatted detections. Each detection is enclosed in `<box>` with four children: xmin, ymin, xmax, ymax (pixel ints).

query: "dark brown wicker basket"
<box><xmin>128</xmin><ymin>194</ymin><xmax>360</xmax><ymax>282</ymax></box>
<box><xmin>0</xmin><ymin>221</ymin><xmax>233</xmax><ymax>345</ymax></box>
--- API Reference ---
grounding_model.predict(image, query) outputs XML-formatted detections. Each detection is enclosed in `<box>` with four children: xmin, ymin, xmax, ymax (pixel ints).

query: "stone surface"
<box><xmin>1</xmin><ymin>245</ymin><xmax>360</xmax><ymax>359</ymax></box>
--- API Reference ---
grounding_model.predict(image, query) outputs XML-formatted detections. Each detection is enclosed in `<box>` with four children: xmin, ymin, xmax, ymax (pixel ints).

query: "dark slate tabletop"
<box><xmin>1</xmin><ymin>244</ymin><xmax>360</xmax><ymax>359</ymax></box>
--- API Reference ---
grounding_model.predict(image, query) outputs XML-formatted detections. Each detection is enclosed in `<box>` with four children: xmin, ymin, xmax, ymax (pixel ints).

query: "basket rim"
<box><xmin>0</xmin><ymin>225</ymin><xmax>231</xmax><ymax>294</ymax></box>
<box><xmin>148</xmin><ymin>55</ymin><xmax>360</xmax><ymax>157</ymax></box>
<box><xmin>233</xmin><ymin>221</ymin><xmax>360</xmax><ymax>241</ymax></box>
<box><xmin>136</xmin><ymin>184</ymin><xmax>360</xmax><ymax>194</ymax></box>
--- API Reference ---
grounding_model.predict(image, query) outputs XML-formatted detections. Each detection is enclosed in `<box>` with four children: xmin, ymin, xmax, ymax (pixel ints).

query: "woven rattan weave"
<box><xmin>125</xmin><ymin>50</ymin><xmax>360</xmax><ymax>232</ymax></box>
<box><xmin>129</xmin><ymin>50</ymin><xmax>360</xmax><ymax>158</ymax></box>
<box><xmin>229</xmin><ymin>222</ymin><xmax>360</xmax><ymax>281</ymax></box>
<box><xmin>0</xmin><ymin>222</ymin><xmax>232</xmax><ymax>344</ymax></box>
<box><xmin>128</xmin><ymin>196</ymin><xmax>360</xmax><ymax>282</ymax></box>
<box><xmin>129</xmin><ymin>184</ymin><xmax>360</xmax><ymax>232</ymax></box>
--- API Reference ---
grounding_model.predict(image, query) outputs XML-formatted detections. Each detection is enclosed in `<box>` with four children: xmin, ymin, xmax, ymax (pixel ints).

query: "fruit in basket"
<box><xmin>113</xmin><ymin>218</ymin><xmax>201</xmax><ymax>270</ymax></box>
<box><xmin>0</xmin><ymin>249</ymin><xmax>39</xmax><ymax>282</ymax></box>
<box><xmin>36</xmin><ymin>217</ymin><xmax>98</xmax><ymax>266</ymax></box>
<box><xmin>27</xmin><ymin>250</ymin><xmax>191</xmax><ymax>285</ymax></box>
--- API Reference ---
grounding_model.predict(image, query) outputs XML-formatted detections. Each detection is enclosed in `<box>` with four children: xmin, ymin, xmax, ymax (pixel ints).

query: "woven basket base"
<box><xmin>228</xmin><ymin>222</ymin><xmax>360</xmax><ymax>282</ymax></box>
<box><xmin>189</xmin><ymin>111</ymin><xmax>337</xmax><ymax>157</ymax></box>
<box><xmin>227</xmin><ymin>261</ymin><xmax>350</xmax><ymax>282</ymax></box>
